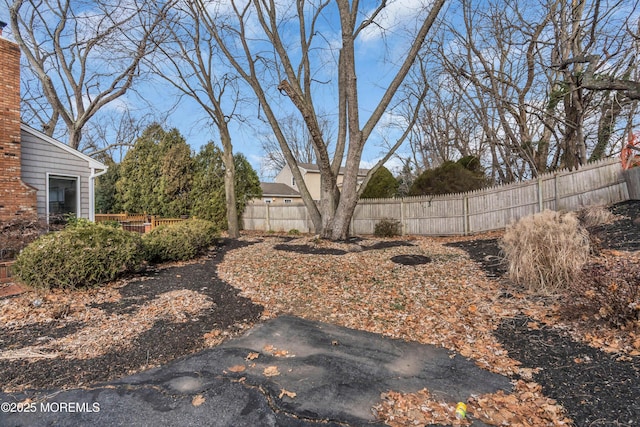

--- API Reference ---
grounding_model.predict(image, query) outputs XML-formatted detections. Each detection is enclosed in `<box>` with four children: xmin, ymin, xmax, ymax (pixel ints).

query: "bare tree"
<box><xmin>148</xmin><ymin>1</ymin><xmax>250</xmax><ymax>237</ymax></box>
<box><xmin>397</xmin><ymin>56</ymin><xmax>490</xmax><ymax>178</ymax></box>
<box><xmin>193</xmin><ymin>0</ymin><xmax>444</xmax><ymax>240</ymax></box>
<box><xmin>8</xmin><ymin>0</ymin><xmax>169</xmax><ymax>150</ymax></box>
<box><xmin>405</xmin><ymin>0</ymin><xmax>639</xmax><ymax>183</ymax></box>
<box><xmin>259</xmin><ymin>112</ymin><xmax>335</xmax><ymax>179</ymax></box>
<box><xmin>81</xmin><ymin>107</ymin><xmax>168</xmax><ymax>160</ymax></box>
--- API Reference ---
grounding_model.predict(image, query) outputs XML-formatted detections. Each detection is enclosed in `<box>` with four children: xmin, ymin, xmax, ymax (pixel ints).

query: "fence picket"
<box><xmin>243</xmin><ymin>158</ymin><xmax>629</xmax><ymax>236</ymax></box>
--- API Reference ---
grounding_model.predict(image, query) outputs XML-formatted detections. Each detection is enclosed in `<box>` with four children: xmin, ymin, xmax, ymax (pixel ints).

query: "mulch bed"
<box><xmin>0</xmin><ymin>240</ymin><xmax>262</xmax><ymax>391</ymax></box>
<box><xmin>494</xmin><ymin>316</ymin><xmax>640</xmax><ymax>426</ymax></box>
<box><xmin>447</xmin><ymin>200</ymin><xmax>640</xmax><ymax>426</ymax></box>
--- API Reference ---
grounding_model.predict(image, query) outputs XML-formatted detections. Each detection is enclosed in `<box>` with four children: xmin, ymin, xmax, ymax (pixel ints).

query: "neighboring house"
<box><xmin>274</xmin><ymin>162</ymin><xmax>369</xmax><ymax>201</ymax></box>
<box><xmin>260</xmin><ymin>182</ymin><xmax>302</xmax><ymax>204</ymax></box>
<box><xmin>0</xmin><ymin>30</ymin><xmax>107</xmax><ymax>224</ymax></box>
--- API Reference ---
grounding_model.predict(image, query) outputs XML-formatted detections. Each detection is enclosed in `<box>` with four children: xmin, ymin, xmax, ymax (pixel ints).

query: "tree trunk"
<box><xmin>68</xmin><ymin>127</ymin><xmax>82</xmax><ymax>151</ymax></box>
<box><xmin>590</xmin><ymin>93</ymin><xmax>626</xmax><ymax>162</ymax></box>
<box><xmin>562</xmin><ymin>79</ymin><xmax>585</xmax><ymax>170</ymax></box>
<box><xmin>220</xmin><ymin>126</ymin><xmax>239</xmax><ymax>238</ymax></box>
<box><xmin>324</xmin><ymin>143</ymin><xmax>363</xmax><ymax>240</ymax></box>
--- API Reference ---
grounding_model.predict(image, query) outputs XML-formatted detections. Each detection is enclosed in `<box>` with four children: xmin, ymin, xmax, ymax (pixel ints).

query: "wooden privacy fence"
<box><xmin>243</xmin><ymin>158</ymin><xmax>632</xmax><ymax>236</ymax></box>
<box><xmin>95</xmin><ymin>213</ymin><xmax>186</xmax><ymax>233</ymax></box>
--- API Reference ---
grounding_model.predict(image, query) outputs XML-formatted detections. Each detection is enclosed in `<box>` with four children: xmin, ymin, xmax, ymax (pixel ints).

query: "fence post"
<box><xmin>537</xmin><ymin>177</ymin><xmax>544</xmax><ymax>212</ymax></box>
<box><xmin>553</xmin><ymin>174</ymin><xmax>559</xmax><ymax>210</ymax></box>
<box><xmin>463</xmin><ymin>196</ymin><xmax>469</xmax><ymax>235</ymax></box>
<box><xmin>265</xmin><ymin>203</ymin><xmax>270</xmax><ymax>231</ymax></box>
<box><xmin>400</xmin><ymin>198</ymin><xmax>405</xmax><ymax>235</ymax></box>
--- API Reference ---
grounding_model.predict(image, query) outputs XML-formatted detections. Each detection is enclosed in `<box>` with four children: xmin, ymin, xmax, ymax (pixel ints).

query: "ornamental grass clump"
<box><xmin>576</xmin><ymin>205</ymin><xmax>618</xmax><ymax>228</ymax></box>
<box><xmin>142</xmin><ymin>219</ymin><xmax>218</xmax><ymax>263</ymax></box>
<box><xmin>13</xmin><ymin>222</ymin><xmax>144</xmax><ymax>290</ymax></box>
<box><xmin>499</xmin><ymin>209</ymin><xmax>590</xmax><ymax>294</ymax></box>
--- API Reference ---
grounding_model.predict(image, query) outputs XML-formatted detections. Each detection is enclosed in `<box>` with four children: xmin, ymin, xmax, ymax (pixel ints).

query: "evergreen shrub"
<box><xmin>143</xmin><ymin>219</ymin><xmax>218</xmax><ymax>263</ymax></box>
<box><xmin>13</xmin><ymin>223</ymin><xmax>144</xmax><ymax>290</ymax></box>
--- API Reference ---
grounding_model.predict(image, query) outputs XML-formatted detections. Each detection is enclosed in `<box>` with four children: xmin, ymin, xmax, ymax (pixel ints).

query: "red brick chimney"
<box><xmin>0</xmin><ymin>33</ymin><xmax>37</xmax><ymax>223</ymax></box>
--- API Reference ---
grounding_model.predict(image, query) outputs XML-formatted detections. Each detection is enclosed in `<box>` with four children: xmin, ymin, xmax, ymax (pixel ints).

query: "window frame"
<box><xmin>46</xmin><ymin>173</ymin><xmax>80</xmax><ymax>223</ymax></box>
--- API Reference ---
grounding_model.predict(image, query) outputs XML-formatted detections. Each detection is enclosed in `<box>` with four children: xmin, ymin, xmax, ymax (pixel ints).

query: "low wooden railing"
<box><xmin>95</xmin><ymin>214</ymin><xmax>187</xmax><ymax>233</ymax></box>
<box><xmin>95</xmin><ymin>213</ymin><xmax>150</xmax><ymax>222</ymax></box>
<box><xmin>151</xmin><ymin>217</ymin><xmax>186</xmax><ymax>229</ymax></box>
<box><xmin>0</xmin><ymin>261</ymin><xmax>14</xmax><ymax>284</ymax></box>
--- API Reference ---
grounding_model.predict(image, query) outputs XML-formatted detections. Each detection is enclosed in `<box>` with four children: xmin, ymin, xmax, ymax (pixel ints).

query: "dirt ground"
<box><xmin>1</xmin><ymin>201</ymin><xmax>639</xmax><ymax>426</ymax></box>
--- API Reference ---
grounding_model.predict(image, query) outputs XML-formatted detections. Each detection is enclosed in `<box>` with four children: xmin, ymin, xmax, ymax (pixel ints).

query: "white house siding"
<box><xmin>20</xmin><ymin>129</ymin><xmax>92</xmax><ymax>219</ymax></box>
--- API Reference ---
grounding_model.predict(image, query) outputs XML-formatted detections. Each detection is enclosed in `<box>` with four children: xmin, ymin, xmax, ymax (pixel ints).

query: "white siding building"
<box><xmin>20</xmin><ymin>124</ymin><xmax>107</xmax><ymax>223</ymax></box>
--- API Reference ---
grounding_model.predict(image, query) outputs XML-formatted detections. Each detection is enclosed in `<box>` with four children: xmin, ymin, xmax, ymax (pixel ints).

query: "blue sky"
<box><xmin>1</xmin><ymin>0</ymin><xmax>440</xmax><ymax>180</ymax></box>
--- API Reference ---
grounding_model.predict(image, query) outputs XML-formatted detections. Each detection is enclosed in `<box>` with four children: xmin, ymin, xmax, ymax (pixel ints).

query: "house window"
<box><xmin>48</xmin><ymin>174</ymin><xmax>79</xmax><ymax>223</ymax></box>
<box><xmin>284</xmin><ymin>199</ymin><xmax>292</xmax><ymax>204</ymax></box>
<box><xmin>264</xmin><ymin>198</ymin><xmax>272</xmax><ymax>203</ymax></box>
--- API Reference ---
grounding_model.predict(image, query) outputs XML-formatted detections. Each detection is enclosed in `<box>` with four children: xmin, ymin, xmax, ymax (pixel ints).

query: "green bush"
<box><xmin>360</xmin><ymin>166</ymin><xmax>399</xmax><ymax>199</ymax></box>
<box><xmin>374</xmin><ymin>218</ymin><xmax>402</xmax><ymax>237</ymax></box>
<box><xmin>142</xmin><ymin>219</ymin><xmax>218</xmax><ymax>263</ymax></box>
<box><xmin>499</xmin><ymin>210</ymin><xmax>590</xmax><ymax>294</ymax></box>
<box><xmin>98</xmin><ymin>220</ymin><xmax>123</xmax><ymax>229</ymax></box>
<box><xmin>13</xmin><ymin>223</ymin><xmax>144</xmax><ymax>290</ymax></box>
<box><xmin>408</xmin><ymin>159</ymin><xmax>488</xmax><ymax>196</ymax></box>
<box><xmin>63</xmin><ymin>214</ymin><xmax>93</xmax><ymax>228</ymax></box>
<box><xmin>288</xmin><ymin>229</ymin><xmax>301</xmax><ymax>235</ymax></box>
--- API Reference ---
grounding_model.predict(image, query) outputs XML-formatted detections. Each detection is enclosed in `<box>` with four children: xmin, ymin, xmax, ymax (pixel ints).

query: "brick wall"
<box><xmin>0</xmin><ymin>36</ymin><xmax>37</xmax><ymax>223</ymax></box>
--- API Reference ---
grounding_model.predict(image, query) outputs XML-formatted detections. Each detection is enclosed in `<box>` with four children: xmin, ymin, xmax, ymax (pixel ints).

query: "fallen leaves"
<box><xmin>217</xmin><ymin>234</ymin><xmax>633</xmax><ymax>427</ymax></box>
<box><xmin>246</xmin><ymin>352</ymin><xmax>260</xmax><ymax>361</ymax></box>
<box><xmin>191</xmin><ymin>395</ymin><xmax>206</xmax><ymax>406</ymax></box>
<box><xmin>262</xmin><ymin>344</ymin><xmax>294</xmax><ymax>357</ymax></box>
<box><xmin>263</xmin><ymin>366</ymin><xmax>280</xmax><ymax>377</ymax></box>
<box><xmin>203</xmin><ymin>329</ymin><xmax>223</xmax><ymax>347</ymax></box>
<box><xmin>373</xmin><ymin>388</ymin><xmax>470</xmax><ymax>426</ymax></box>
<box><xmin>374</xmin><ymin>381</ymin><xmax>571</xmax><ymax>427</ymax></box>
<box><xmin>0</xmin><ymin>289</ymin><xmax>214</xmax><ymax>361</ymax></box>
<box><xmin>279</xmin><ymin>389</ymin><xmax>297</xmax><ymax>399</ymax></box>
<box><xmin>218</xmin><ymin>236</ymin><xmax>526</xmax><ymax>377</ymax></box>
<box><xmin>0</xmin><ymin>282</ymin><xmax>122</xmax><ymax>326</ymax></box>
<box><xmin>3</xmin><ymin>231</ymin><xmax>637</xmax><ymax>425</ymax></box>
<box><xmin>470</xmin><ymin>381</ymin><xmax>572</xmax><ymax>426</ymax></box>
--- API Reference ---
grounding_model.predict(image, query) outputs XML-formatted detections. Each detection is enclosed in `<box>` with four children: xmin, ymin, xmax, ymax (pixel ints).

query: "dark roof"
<box><xmin>297</xmin><ymin>162</ymin><xmax>369</xmax><ymax>176</ymax></box>
<box><xmin>260</xmin><ymin>182</ymin><xmax>301</xmax><ymax>197</ymax></box>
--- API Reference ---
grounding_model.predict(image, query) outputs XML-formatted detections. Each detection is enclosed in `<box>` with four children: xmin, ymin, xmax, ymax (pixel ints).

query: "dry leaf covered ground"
<box><xmin>0</xmin><ymin>201</ymin><xmax>639</xmax><ymax>426</ymax></box>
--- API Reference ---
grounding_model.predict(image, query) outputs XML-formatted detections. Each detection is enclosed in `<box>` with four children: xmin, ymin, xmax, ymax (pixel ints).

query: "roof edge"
<box><xmin>21</xmin><ymin>124</ymin><xmax>107</xmax><ymax>170</ymax></box>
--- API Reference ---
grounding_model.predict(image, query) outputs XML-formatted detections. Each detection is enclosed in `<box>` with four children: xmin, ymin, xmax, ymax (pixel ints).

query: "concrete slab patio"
<box><xmin>0</xmin><ymin>316</ymin><xmax>511</xmax><ymax>426</ymax></box>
